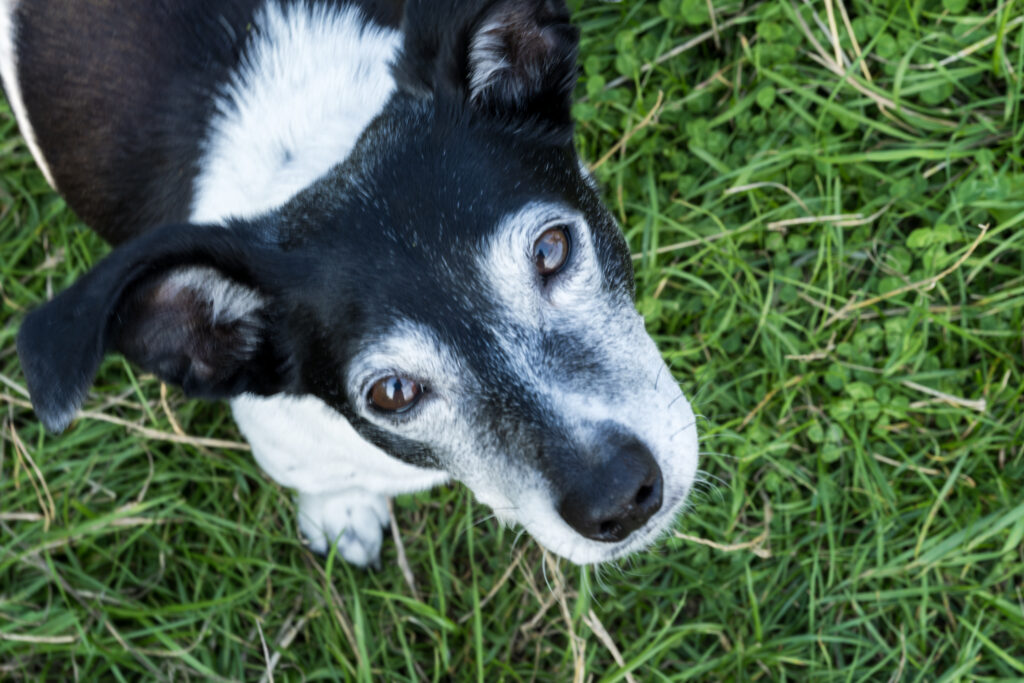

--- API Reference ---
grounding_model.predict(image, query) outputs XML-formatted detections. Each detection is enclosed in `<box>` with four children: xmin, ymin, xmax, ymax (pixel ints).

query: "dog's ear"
<box><xmin>397</xmin><ymin>0</ymin><xmax>579</xmax><ymax>127</ymax></box>
<box><xmin>17</xmin><ymin>225</ymin><xmax>296</xmax><ymax>432</ymax></box>
<box><xmin>465</xmin><ymin>0</ymin><xmax>578</xmax><ymax>122</ymax></box>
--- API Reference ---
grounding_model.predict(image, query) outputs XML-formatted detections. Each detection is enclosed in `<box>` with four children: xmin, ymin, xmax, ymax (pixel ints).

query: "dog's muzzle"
<box><xmin>555</xmin><ymin>425</ymin><xmax>663</xmax><ymax>543</ymax></box>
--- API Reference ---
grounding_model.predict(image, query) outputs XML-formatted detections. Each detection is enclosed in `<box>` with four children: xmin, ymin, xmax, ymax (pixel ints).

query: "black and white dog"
<box><xmin>1</xmin><ymin>0</ymin><xmax>698</xmax><ymax>566</ymax></box>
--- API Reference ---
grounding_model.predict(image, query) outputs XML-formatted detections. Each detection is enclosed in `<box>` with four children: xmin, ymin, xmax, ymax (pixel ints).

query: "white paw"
<box><xmin>297</xmin><ymin>489</ymin><xmax>389</xmax><ymax>567</ymax></box>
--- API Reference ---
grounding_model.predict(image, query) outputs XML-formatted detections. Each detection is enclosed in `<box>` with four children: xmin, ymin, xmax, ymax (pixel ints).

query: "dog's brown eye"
<box><xmin>369</xmin><ymin>376</ymin><xmax>422</xmax><ymax>412</ymax></box>
<box><xmin>534</xmin><ymin>227</ymin><xmax>570</xmax><ymax>275</ymax></box>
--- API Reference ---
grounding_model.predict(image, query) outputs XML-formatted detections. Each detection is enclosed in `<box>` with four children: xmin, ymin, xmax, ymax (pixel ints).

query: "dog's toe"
<box><xmin>338</xmin><ymin>526</ymin><xmax>382</xmax><ymax>568</ymax></box>
<box><xmin>297</xmin><ymin>489</ymin><xmax>389</xmax><ymax>567</ymax></box>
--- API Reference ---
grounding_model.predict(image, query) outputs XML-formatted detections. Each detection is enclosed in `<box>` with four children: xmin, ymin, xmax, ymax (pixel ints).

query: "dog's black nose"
<box><xmin>557</xmin><ymin>437</ymin><xmax>663</xmax><ymax>543</ymax></box>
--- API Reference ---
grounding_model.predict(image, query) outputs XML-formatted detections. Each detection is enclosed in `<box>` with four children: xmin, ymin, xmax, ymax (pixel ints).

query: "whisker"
<box><xmin>690</xmin><ymin>475</ymin><xmax>727</xmax><ymax>503</ymax></box>
<box><xmin>685</xmin><ymin>489</ymin><xmax>717</xmax><ymax>507</ymax></box>
<box><xmin>540</xmin><ymin>550</ymin><xmax>552</xmax><ymax>592</ymax></box>
<box><xmin>698</xmin><ymin>449</ymin><xmax>738</xmax><ymax>460</ymax></box>
<box><xmin>601</xmin><ymin>558</ymin><xmax>626</xmax><ymax>583</ymax></box>
<box><xmin>678</xmin><ymin>496</ymin><xmax>700</xmax><ymax>518</ymax></box>
<box><xmin>696</xmin><ymin>475</ymin><xmax>729</xmax><ymax>491</ymax></box>
<box><xmin>698</xmin><ymin>431</ymin><xmax>746</xmax><ymax>445</ymax></box>
<box><xmin>670</xmin><ymin>420</ymin><xmax>697</xmax><ymax>440</ymax></box>
<box><xmin>474</xmin><ymin>513</ymin><xmax>497</xmax><ymax>527</ymax></box>
<box><xmin>510</xmin><ymin>527</ymin><xmax>528</xmax><ymax>551</ymax></box>
<box><xmin>592</xmin><ymin>563</ymin><xmax>610</xmax><ymax>595</ymax></box>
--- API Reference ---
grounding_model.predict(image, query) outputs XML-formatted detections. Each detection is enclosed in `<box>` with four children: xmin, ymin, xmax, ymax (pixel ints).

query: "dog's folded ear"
<box><xmin>397</xmin><ymin>0</ymin><xmax>579</xmax><ymax>128</ymax></box>
<box><xmin>17</xmin><ymin>224</ymin><xmax>295</xmax><ymax>433</ymax></box>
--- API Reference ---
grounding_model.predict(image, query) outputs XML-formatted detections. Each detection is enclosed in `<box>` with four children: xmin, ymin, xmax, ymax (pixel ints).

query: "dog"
<box><xmin>1</xmin><ymin>0</ymin><xmax>699</xmax><ymax>567</ymax></box>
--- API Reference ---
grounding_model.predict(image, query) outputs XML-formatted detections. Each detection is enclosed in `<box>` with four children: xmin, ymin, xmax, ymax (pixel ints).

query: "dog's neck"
<box><xmin>191</xmin><ymin>3</ymin><xmax>400</xmax><ymax>225</ymax></box>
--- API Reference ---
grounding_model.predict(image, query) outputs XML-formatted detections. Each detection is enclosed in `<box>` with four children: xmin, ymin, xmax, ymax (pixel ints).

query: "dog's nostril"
<box><xmin>635</xmin><ymin>484</ymin><xmax>654</xmax><ymax>507</ymax></box>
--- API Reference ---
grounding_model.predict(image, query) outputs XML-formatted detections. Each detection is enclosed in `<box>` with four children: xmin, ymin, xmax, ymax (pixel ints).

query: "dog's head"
<box><xmin>17</xmin><ymin>0</ymin><xmax>698</xmax><ymax>564</ymax></box>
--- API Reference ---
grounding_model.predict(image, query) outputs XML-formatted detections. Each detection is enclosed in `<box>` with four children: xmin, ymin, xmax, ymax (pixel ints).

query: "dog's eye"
<box><xmin>369</xmin><ymin>376</ymin><xmax>422</xmax><ymax>413</ymax></box>
<box><xmin>533</xmin><ymin>226</ymin><xmax>570</xmax><ymax>276</ymax></box>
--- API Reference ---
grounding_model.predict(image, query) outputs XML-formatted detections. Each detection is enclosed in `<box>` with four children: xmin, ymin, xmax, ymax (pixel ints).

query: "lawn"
<box><xmin>2</xmin><ymin>0</ymin><xmax>1023</xmax><ymax>679</ymax></box>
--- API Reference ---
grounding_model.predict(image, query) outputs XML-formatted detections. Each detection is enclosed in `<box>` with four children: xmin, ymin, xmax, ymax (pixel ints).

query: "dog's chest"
<box><xmin>190</xmin><ymin>2</ymin><xmax>400</xmax><ymax>224</ymax></box>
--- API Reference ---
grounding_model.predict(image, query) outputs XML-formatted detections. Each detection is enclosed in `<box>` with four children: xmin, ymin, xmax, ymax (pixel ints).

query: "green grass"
<box><xmin>2</xmin><ymin>0</ymin><xmax>1023</xmax><ymax>679</ymax></box>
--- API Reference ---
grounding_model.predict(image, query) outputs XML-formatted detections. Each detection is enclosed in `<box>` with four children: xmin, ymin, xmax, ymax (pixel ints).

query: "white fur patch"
<box><xmin>346</xmin><ymin>322</ymin><xmax>466</xmax><ymax>418</ymax></box>
<box><xmin>231</xmin><ymin>393</ymin><xmax>449</xmax><ymax>497</ymax></box>
<box><xmin>0</xmin><ymin>0</ymin><xmax>57</xmax><ymax>188</ymax></box>
<box><xmin>482</xmin><ymin>202</ymin><xmax>606</xmax><ymax>324</ymax></box>
<box><xmin>190</xmin><ymin>1</ymin><xmax>400</xmax><ymax>224</ymax></box>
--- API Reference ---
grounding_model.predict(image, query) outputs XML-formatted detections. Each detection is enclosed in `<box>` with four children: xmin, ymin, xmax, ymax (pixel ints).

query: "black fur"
<box><xmin>253</xmin><ymin>90</ymin><xmax>633</xmax><ymax>470</ymax></box>
<box><xmin>11</xmin><ymin>0</ymin><xmax>403</xmax><ymax>243</ymax></box>
<box><xmin>14</xmin><ymin>0</ymin><xmax>630</xmax><ymax>472</ymax></box>
<box><xmin>16</xmin><ymin>224</ymin><xmax>304</xmax><ymax>431</ymax></box>
<box><xmin>8</xmin><ymin>0</ymin><xmax>695</xmax><ymax>559</ymax></box>
<box><xmin>13</xmin><ymin>0</ymin><xmax>263</xmax><ymax>243</ymax></box>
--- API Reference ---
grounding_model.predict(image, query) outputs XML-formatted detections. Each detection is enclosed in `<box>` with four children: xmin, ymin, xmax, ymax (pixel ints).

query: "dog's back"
<box><xmin>1</xmin><ymin>0</ymin><xmax>403</xmax><ymax>241</ymax></box>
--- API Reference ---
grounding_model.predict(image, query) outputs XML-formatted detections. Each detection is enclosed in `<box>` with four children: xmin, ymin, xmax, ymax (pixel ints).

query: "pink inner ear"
<box><xmin>467</xmin><ymin>2</ymin><xmax>570</xmax><ymax>105</ymax></box>
<box><xmin>113</xmin><ymin>266</ymin><xmax>267</xmax><ymax>389</ymax></box>
<box><xmin>161</xmin><ymin>267</ymin><xmax>264</xmax><ymax>327</ymax></box>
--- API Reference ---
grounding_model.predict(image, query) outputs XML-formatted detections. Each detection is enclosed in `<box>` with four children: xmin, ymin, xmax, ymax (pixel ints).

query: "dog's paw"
<box><xmin>297</xmin><ymin>490</ymin><xmax>389</xmax><ymax>567</ymax></box>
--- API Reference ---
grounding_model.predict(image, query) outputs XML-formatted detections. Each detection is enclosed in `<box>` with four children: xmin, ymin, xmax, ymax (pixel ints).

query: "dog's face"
<box><xmin>272</xmin><ymin>96</ymin><xmax>699</xmax><ymax>562</ymax></box>
<box><xmin>17</xmin><ymin>0</ymin><xmax>698</xmax><ymax>564</ymax></box>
